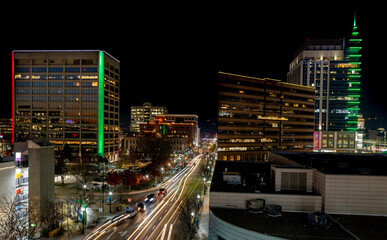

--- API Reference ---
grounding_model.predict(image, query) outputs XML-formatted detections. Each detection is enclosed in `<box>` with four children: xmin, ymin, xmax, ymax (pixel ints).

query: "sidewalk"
<box><xmin>197</xmin><ymin>181</ymin><xmax>210</xmax><ymax>240</ymax></box>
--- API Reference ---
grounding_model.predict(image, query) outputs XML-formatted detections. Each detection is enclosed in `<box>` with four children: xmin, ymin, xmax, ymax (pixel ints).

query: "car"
<box><xmin>124</xmin><ymin>207</ymin><xmax>137</xmax><ymax>219</ymax></box>
<box><xmin>136</xmin><ymin>202</ymin><xmax>146</xmax><ymax>212</ymax></box>
<box><xmin>158</xmin><ymin>188</ymin><xmax>167</xmax><ymax>197</ymax></box>
<box><xmin>144</xmin><ymin>193</ymin><xmax>156</xmax><ymax>203</ymax></box>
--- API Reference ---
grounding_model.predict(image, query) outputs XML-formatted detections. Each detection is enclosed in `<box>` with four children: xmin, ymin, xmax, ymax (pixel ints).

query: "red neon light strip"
<box><xmin>12</xmin><ymin>52</ymin><xmax>14</xmax><ymax>145</ymax></box>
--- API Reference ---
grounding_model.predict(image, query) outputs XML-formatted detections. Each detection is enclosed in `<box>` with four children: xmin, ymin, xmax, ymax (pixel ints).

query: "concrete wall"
<box><xmin>28</xmin><ymin>145</ymin><xmax>55</xmax><ymax>211</ymax></box>
<box><xmin>209</xmin><ymin>210</ymin><xmax>286</xmax><ymax>240</ymax></box>
<box><xmin>210</xmin><ymin>191</ymin><xmax>322</xmax><ymax>212</ymax></box>
<box><xmin>323</xmin><ymin>174</ymin><xmax>387</xmax><ymax>215</ymax></box>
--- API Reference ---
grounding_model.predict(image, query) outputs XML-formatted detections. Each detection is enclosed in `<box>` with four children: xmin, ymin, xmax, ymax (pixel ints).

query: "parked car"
<box><xmin>144</xmin><ymin>193</ymin><xmax>156</xmax><ymax>203</ymax></box>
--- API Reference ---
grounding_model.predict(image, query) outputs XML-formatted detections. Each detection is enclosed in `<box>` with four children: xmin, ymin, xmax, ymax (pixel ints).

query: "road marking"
<box><xmin>160</xmin><ymin>224</ymin><xmax>168</xmax><ymax>240</ymax></box>
<box><xmin>119</xmin><ymin>230</ymin><xmax>128</xmax><ymax>237</ymax></box>
<box><xmin>167</xmin><ymin>224</ymin><xmax>173</xmax><ymax>240</ymax></box>
<box><xmin>106</xmin><ymin>229</ymin><xmax>116</xmax><ymax>240</ymax></box>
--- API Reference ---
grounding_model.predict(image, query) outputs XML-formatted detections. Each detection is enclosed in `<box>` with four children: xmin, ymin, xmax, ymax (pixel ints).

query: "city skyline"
<box><xmin>1</xmin><ymin>4</ymin><xmax>384</xmax><ymax>132</ymax></box>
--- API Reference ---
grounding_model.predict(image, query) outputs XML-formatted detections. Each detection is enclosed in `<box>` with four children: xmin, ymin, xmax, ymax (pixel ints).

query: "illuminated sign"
<box><xmin>16</xmin><ymin>152</ymin><xmax>21</xmax><ymax>162</ymax></box>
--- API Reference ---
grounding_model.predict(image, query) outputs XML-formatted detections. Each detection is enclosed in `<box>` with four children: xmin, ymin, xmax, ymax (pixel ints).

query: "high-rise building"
<box><xmin>217</xmin><ymin>72</ymin><xmax>315</xmax><ymax>161</ymax></box>
<box><xmin>130</xmin><ymin>102</ymin><xmax>168</xmax><ymax>133</ymax></box>
<box><xmin>287</xmin><ymin>16</ymin><xmax>361</xmax><ymax>132</ymax></box>
<box><xmin>12</xmin><ymin>50</ymin><xmax>120</xmax><ymax>160</ymax></box>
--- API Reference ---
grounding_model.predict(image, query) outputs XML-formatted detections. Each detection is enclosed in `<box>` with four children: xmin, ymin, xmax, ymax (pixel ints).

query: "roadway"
<box><xmin>84</xmin><ymin>154</ymin><xmax>203</xmax><ymax>240</ymax></box>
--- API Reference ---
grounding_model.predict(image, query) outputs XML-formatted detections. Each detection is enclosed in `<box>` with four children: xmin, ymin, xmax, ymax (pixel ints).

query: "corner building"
<box><xmin>12</xmin><ymin>50</ymin><xmax>120</xmax><ymax>160</ymax></box>
<box><xmin>218</xmin><ymin>72</ymin><xmax>315</xmax><ymax>161</ymax></box>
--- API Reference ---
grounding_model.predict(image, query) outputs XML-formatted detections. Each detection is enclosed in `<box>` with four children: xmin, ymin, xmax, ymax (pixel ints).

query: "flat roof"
<box><xmin>210</xmin><ymin>160</ymin><xmax>273</xmax><ymax>193</ymax></box>
<box><xmin>13</xmin><ymin>50</ymin><xmax>120</xmax><ymax>63</ymax></box>
<box><xmin>211</xmin><ymin>207</ymin><xmax>387</xmax><ymax>240</ymax></box>
<box><xmin>271</xmin><ymin>151</ymin><xmax>387</xmax><ymax>176</ymax></box>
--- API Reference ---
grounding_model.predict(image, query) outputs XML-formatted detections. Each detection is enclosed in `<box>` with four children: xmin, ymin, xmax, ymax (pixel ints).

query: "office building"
<box><xmin>287</xmin><ymin>16</ymin><xmax>361</xmax><ymax>132</ymax></box>
<box><xmin>130</xmin><ymin>102</ymin><xmax>168</xmax><ymax>133</ymax></box>
<box><xmin>217</xmin><ymin>72</ymin><xmax>315</xmax><ymax>161</ymax></box>
<box><xmin>313</xmin><ymin>130</ymin><xmax>363</xmax><ymax>152</ymax></box>
<box><xmin>164</xmin><ymin>114</ymin><xmax>199</xmax><ymax>146</ymax></box>
<box><xmin>12</xmin><ymin>50</ymin><xmax>120</xmax><ymax>160</ymax></box>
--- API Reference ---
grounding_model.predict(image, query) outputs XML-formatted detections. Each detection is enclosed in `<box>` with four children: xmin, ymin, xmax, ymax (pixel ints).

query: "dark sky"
<box><xmin>1</xmin><ymin>3</ymin><xmax>385</xmax><ymax>133</ymax></box>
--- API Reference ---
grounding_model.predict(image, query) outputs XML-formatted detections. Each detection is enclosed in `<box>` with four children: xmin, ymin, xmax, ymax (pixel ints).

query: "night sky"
<box><xmin>1</xmin><ymin>4</ymin><xmax>385</xmax><ymax>134</ymax></box>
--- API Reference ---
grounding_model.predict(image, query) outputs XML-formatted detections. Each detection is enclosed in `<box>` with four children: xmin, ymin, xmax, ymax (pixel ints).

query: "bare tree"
<box><xmin>0</xmin><ymin>192</ymin><xmax>65</xmax><ymax>239</ymax></box>
<box><xmin>0</xmin><ymin>194</ymin><xmax>44</xmax><ymax>239</ymax></box>
<box><xmin>178</xmin><ymin>196</ymin><xmax>197</xmax><ymax>240</ymax></box>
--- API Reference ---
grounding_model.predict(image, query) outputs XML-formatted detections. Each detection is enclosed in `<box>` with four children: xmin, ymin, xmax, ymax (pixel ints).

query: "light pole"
<box><xmin>109</xmin><ymin>191</ymin><xmax>112</xmax><ymax>213</ymax></box>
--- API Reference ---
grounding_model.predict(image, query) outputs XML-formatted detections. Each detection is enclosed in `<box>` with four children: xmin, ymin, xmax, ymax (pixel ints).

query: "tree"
<box><xmin>106</xmin><ymin>172</ymin><xmax>123</xmax><ymax>186</ymax></box>
<box><xmin>0</xmin><ymin>193</ymin><xmax>63</xmax><ymax>239</ymax></box>
<box><xmin>69</xmin><ymin>151</ymin><xmax>97</xmax><ymax>187</ymax></box>
<box><xmin>121</xmin><ymin>170</ymin><xmax>139</xmax><ymax>191</ymax></box>
<box><xmin>139</xmin><ymin>136</ymin><xmax>172</xmax><ymax>167</ymax></box>
<box><xmin>55</xmin><ymin>144</ymin><xmax>71</xmax><ymax>185</ymax></box>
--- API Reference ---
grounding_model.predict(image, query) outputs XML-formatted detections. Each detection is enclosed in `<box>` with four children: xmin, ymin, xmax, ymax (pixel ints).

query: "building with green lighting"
<box><xmin>287</xmin><ymin>16</ymin><xmax>362</xmax><ymax>133</ymax></box>
<box><xmin>12</xmin><ymin>50</ymin><xmax>120</xmax><ymax>160</ymax></box>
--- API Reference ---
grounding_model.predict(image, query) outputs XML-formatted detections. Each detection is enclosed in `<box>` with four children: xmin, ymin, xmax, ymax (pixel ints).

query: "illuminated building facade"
<box><xmin>130</xmin><ymin>102</ymin><xmax>168</xmax><ymax>133</ymax></box>
<box><xmin>217</xmin><ymin>72</ymin><xmax>315</xmax><ymax>161</ymax></box>
<box><xmin>12</xmin><ymin>50</ymin><xmax>120</xmax><ymax>160</ymax></box>
<box><xmin>287</xmin><ymin>16</ymin><xmax>362</xmax><ymax>132</ymax></box>
<box><xmin>139</xmin><ymin>115</ymin><xmax>198</xmax><ymax>148</ymax></box>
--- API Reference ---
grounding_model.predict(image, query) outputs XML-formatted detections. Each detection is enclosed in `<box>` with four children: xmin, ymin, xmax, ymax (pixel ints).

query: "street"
<box><xmin>84</xmin><ymin>154</ymin><xmax>204</xmax><ymax>240</ymax></box>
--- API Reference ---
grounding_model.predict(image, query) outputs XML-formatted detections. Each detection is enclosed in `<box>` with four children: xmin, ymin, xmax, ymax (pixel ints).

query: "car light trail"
<box><xmin>127</xmin><ymin>154</ymin><xmax>203</xmax><ymax>240</ymax></box>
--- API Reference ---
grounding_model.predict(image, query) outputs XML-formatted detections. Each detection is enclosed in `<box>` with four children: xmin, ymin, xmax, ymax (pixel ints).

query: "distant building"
<box><xmin>12</xmin><ymin>50</ymin><xmax>120</xmax><ymax>160</ymax></box>
<box><xmin>217</xmin><ymin>72</ymin><xmax>315</xmax><ymax>161</ymax></box>
<box><xmin>123</xmin><ymin>114</ymin><xmax>198</xmax><ymax>156</ymax></box>
<box><xmin>0</xmin><ymin>116</ymin><xmax>12</xmax><ymax>155</ymax></box>
<box><xmin>130</xmin><ymin>102</ymin><xmax>168</xmax><ymax>133</ymax></box>
<box><xmin>313</xmin><ymin>131</ymin><xmax>363</xmax><ymax>152</ymax></box>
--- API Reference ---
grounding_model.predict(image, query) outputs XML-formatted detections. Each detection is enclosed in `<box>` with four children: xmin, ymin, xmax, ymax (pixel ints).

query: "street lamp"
<box><xmin>109</xmin><ymin>191</ymin><xmax>112</xmax><ymax>213</ymax></box>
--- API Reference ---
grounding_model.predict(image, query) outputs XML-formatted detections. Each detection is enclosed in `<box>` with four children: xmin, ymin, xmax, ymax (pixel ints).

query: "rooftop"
<box><xmin>210</xmin><ymin>160</ymin><xmax>273</xmax><ymax>193</ymax></box>
<box><xmin>211</xmin><ymin>207</ymin><xmax>387</xmax><ymax>240</ymax></box>
<box><xmin>270</xmin><ymin>151</ymin><xmax>387</xmax><ymax>176</ymax></box>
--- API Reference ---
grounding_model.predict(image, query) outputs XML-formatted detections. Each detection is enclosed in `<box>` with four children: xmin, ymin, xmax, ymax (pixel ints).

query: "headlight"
<box><xmin>150</xmin><ymin>198</ymin><xmax>154</xmax><ymax>201</ymax></box>
<box><xmin>145</xmin><ymin>198</ymin><xmax>148</xmax><ymax>201</ymax></box>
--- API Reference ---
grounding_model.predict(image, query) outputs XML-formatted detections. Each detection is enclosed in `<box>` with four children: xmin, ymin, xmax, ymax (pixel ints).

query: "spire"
<box><xmin>353</xmin><ymin>12</ymin><xmax>357</xmax><ymax>27</ymax></box>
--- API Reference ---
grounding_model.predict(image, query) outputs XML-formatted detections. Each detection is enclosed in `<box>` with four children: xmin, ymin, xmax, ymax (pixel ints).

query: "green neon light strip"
<box><xmin>348</xmin><ymin>95</ymin><xmax>360</xmax><ymax>97</ymax></box>
<box><xmin>348</xmin><ymin>75</ymin><xmax>361</xmax><ymax>78</ymax></box>
<box><xmin>98</xmin><ymin>51</ymin><xmax>104</xmax><ymax>155</ymax></box>
<box><xmin>348</xmin><ymin>101</ymin><xmax>360</xmax><ymax>104</ymax></box>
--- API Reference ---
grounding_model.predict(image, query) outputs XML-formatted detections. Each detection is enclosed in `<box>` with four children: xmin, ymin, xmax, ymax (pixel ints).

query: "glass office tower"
<box><xmin>218</xmin><ymin>72</ymin><xmax>315</xmax><ymax>161</ymax></box>
<box><xmin>12</xmin><ymin>50</ymin><xmax>120</xmax><ymax>160</ymax></box>
<box><xmin>287</xmin><ymin>17</ymin><xmax>362</xmax><ymax>132</ymax></box>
